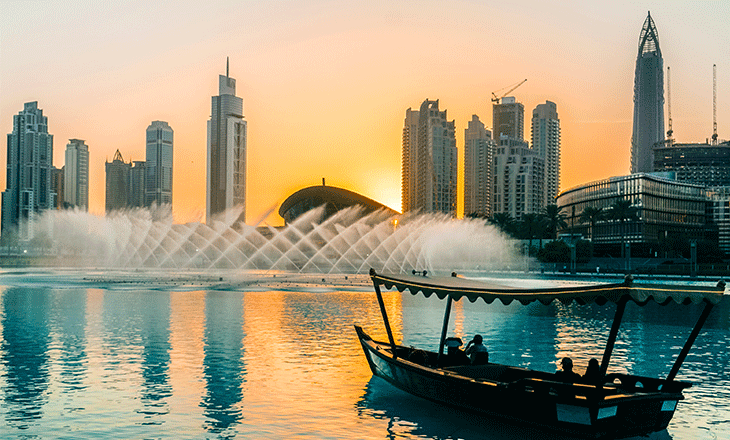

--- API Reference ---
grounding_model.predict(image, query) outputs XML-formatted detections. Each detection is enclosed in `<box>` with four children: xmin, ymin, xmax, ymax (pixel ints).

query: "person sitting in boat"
<box><xmin>441</xmin><ymin>337</ymin><xmax>470</xmax><ymax>366</ymax></box>
<box><xmin>582</xmin><ymin>358</ymin><xmax>601</xmax><ymax>384</ymax></box>
<box><xmin>555</xmin><ymin>357</ymin><xmax>581</xmax><ymax>382</ymax></box>
<box><xmin>465</xmin><ymin>334</ymin><xmax>489</xmax><ymax>365</ymax></box>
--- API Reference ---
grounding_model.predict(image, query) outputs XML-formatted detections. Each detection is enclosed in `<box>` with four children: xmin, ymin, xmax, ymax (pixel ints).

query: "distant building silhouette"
<box><xmin>64</xmin><ymin>139</ymin><xmax>89</xmax><ymax>211</ymax></box>
<box><xmin>145</xmin><ymin>121</ymin><xmax>173</xmax><ymax>207</ymax></box>
<box><xmin>493</xmin><ymin>97</ymin><xmax>524</xmax><ymax>140</ymax></box>
<box><xmin>2</xmin><ymin>102</ymin><xmax>55</xmax><ymax>242</ymax></box>
<box><xmin>401</xmin><ymin>99</ymin><xmax>457</xmax><ymax>215</ymax></box>
<box><xmin>463</xmin><ymin>115</ymin><xmax>494</xmax><ymax>217</ymax></box>
<box><xmin>531</xmin><ymin>101</ymin><xmax>561</xmax><ymax>204</ymax></box>
<box><xmin>105</xmin><ymin>150</ymin><xmax>131</xmax><ymax>213</ymax></box>
<box><xmin>51</xmin><ymin>166</ymin><xmax>64</xmax><ymax>209</ymax></box>
<box><xmin>631</xmin><ymin>12</ymin><xmax>665</xmax><ymax>173</ymax></box>
<box><xmin>207</xmin><ymin>58</ymin><xmax>247</xmax><ymax>224</ymax></box>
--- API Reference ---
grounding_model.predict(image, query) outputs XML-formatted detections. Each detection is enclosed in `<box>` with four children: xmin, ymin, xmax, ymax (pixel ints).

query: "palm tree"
<box><xmin>543</xmin><ymin>204</ymin><xmax>568</xmax><ymax>240</ymax></box>
<box><xmin>579</xmin><ymin>206</ymin><xmax>604</xmax><ymax>242</ymax></box>
<box><xmin>607</xmin><ymin>199</ymin><xmax>637</xmax><ymax>257</ymax></box>
<box><xmin>519</xmin><ymin>213</ymin><xmax>544</xmax><ymax>252</ymax></box>
<box><xmin>488</xmin><ymin>212</ymin><xmax>515</xmax><ymax>237</ymax></box>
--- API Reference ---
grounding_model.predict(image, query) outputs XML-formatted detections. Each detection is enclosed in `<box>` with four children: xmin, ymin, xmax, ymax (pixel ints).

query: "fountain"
<box><xmin>18</xmin><ymin>205</ymin><xmax>522</xmax><ymax>275</ymax></box>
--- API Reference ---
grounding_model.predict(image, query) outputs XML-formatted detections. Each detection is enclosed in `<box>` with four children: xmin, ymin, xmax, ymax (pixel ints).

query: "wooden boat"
<box><xmin>356</xmin><ymin>269</ymin><xmax>726</xmax><ymax>439</ymax></box>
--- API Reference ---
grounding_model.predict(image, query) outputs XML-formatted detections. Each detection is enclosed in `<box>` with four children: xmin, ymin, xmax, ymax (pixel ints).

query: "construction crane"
<box><xmin>666</xmin><ymin>66</ymin><xmax>673</xmax><ymax>139</ymax></box>
<box><xmin>491</xmin><ymin>79</ymin><xmax>527</xmax><ymax>104</ymax></box>
<box><xmin>712</xmin><ymin>64</ymin><xmax>718</xmax><ymax>145</ymax></box>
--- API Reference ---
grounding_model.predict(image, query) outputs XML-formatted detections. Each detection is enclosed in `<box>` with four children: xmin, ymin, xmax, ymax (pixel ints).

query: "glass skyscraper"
<box><xmin>145</xmin><ymin>121</ymin><xmax>173</xmax><ymax>207</ymax></box>
<box><xmin>631</xmin><ymin>12</ymin><xmax>665</xmax><ymax>174</ymax></box>
<box><xmin>207</xmin><ymin>59</ymin><xmax>247</xmax><ymax>224</ymax></box>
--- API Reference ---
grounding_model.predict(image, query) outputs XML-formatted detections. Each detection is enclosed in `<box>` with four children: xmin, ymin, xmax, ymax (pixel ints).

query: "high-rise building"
<box><xmin>631</xmin><ymin>12</ymin><xmax>665</xmax><ymax>173</ymax></box>
<box><xmin>463</xmin><ymin>115</ymin><xmax>494</xmax><ymax>217</ymax></box>
<box><xmin>145</xmin><ymin>121</ymin><xmax>173</xmax><ymax>207</ymax></box>
<box><xmin>492</xmin><ymin>97</ymin><xmax>524</xmax><ymax>140</ymax></box>
<box><xmin>2</xmin><ymin>102</ymin><xmax>55</xmax><ymax>242</ymax></box>
<box><xmin>401</xmin><ymin>99</ymin><xmax>457</xmax><ymax>215</ymax></box>
<box><xmin>207</xmin><ymin>58</ymin><xmax>247</xmax><ymax>224</ymax></box>
<box><xmin>531</xmin><ymin>101</ymin><xmax>561</xmax><ymax>204</ymax></box>
<box><xmin>492</xmin><ymin>136</ymin><xmax>544</xmax><ymax>221</ymax></box>
<box><xmin>401</xmin><ymin>108</ymin><xmax>420</xmax><ymax>213</ymax></box>
<box><xmin>129</xmin><ymin>161</ymin><xmax>146</xmax><ymax>208</ymax></box>
<box><xmin>51</xmin><ymin>166</ymin><xmax>64</xmax><ymax>209</ymax></box>
<box><xmin>105</xmin><ymin>149</ymin><xmax>131</xmax><ymax>213</ymax></box>
<box><xmin>64</xmin><ymin>139</ymin><xmax>89</xmax><ymax>211</ymax></box>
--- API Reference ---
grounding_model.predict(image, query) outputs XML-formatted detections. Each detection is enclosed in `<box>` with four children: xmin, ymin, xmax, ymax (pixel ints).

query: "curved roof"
<box><xmin>279</xmin><ymin>185</ymin><xmax>398</xmax><ymax>223</ymax></box>
<box><xmin>371</xmin><ymin>271</ymin><xmax>725</xmax><ymax>307</ymax></box>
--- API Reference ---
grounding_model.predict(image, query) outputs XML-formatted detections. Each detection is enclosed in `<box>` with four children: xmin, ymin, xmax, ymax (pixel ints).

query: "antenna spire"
<box><xmin>226</xmin><ymin>57</ymin><xmax>229</xmax><ymax>77</ymax></box>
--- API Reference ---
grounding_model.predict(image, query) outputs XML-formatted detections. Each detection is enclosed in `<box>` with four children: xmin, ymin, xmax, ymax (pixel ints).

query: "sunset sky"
<box><xmin>1</xmin><ymin>1</ymin><xmax>728</xmax><ymax>226</ymax></box>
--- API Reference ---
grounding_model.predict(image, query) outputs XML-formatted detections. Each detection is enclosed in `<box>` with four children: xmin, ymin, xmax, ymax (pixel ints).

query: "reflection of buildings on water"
<box><xmin>1</xmin><ymin>288</ymin><xmax>51</xmax><ymax>427</ymax></box>
<box><xmin>202</xmin><ymin>292</ymin><xmax>245</xmax><ymax>434</ymax></box>
<box><xmin>52</xmin><ymin>290</ymin><xmax>88</xmax><ymax>403</ymax></box>
<box><xmin>139</xmin><ymin>292</ymin><xmax>172</xmax><ymax>419</ymax></box>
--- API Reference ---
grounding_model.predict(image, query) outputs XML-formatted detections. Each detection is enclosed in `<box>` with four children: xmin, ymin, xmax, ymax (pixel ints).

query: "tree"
<box><xmin>579</xmin><ymin>206</ymin><xmax>604</xmax><ymax>242</ymax></box>
<box><xmin>518</xmin><ymin>213</ymin><xmax>544</xmax><ymax>251</ymax></box>
<box><xmin>543</xmin><ymin>204</ymin><xmax>567</xmax><ymax>240</ymax></box>
<box><xmin>488</xmin><ymin>212</ymin><xmax>515</xmax><ymax>237</ymax></box>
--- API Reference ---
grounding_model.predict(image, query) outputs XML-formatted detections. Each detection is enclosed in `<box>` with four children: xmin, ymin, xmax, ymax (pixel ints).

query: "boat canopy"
<box><xmin>370</xmin><ymin>271</ymin><xmax>726</xmax><ymax>307</ymax></box>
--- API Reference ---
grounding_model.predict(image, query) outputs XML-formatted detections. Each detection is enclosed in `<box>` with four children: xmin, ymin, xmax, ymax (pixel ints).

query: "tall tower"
<box><xmin>463</xmin><ymin>115</ymin><xmax>494</xmax><ymax>217</ymax></box>
<box><xmin>207</xmin><ymin>58</ymin><xmax>247</xmax><ymax>224</ymax></box>
<box><xmin>145</xmin><ymin>121</ymin><xmax>173</xmax><ymax>207</ymax></box>
<box><xmin>492</xmin><ymin>97</ymin><xmax>524</xmax><ymax>140</ymax></box>
<box><xmin>401</xmin><ymin>108</ymin><xmax>419</xmax><ymax>213</ymax></box>
<box><xmin>2</xmin><ymin>102</ymin><xmax>54</xmax><ymax>242</ymax></box>
<box><xmin>531</xmin><ymin>101</ymin><xmax>560</xmax><ymax>204</ymax></box>
<box><xmin>64</xmin><ymin>139</ymin><xmax>89</xmax><ymax>211</ymax></box>
<box><xmin>105</xmin><ymin>150</ymin><xmax>131</xmax><ymax>213</ymax></box>
<box><xmin>631</xmin><ymin>12</ymin><xmax>665</xmax><ymax>174</ymax></box>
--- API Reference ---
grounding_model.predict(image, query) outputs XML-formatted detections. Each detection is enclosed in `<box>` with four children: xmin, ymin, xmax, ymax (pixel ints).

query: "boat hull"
<box><xmin>355</xmin><ymin>325</ymin><xmax>682</xmax><ymax>439</ymax></box>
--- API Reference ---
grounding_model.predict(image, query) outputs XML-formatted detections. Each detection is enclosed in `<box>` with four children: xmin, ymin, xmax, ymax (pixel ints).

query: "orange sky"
<box><xmin>1</xmin><ymin>1</ymin><xmax>728</xmax><ymax>226</ymax></box>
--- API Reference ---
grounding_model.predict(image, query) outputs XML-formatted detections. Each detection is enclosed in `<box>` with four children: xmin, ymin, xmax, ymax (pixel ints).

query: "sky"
<box><xmin>1</xmin><ymin>0</ymin><xmax>728</xmax><ymax>226</ymax></box>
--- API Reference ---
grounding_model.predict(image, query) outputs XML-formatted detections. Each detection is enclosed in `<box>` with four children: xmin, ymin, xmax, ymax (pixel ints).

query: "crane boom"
<box><xmin>491</xmin><ymin>79</ymin><xmax>527</xmax><ymax>104</ymax></box>
<box><xmin>667</xmin><ymin>66</ymin><xmax>673</xmax><ymax>139</ymax></box>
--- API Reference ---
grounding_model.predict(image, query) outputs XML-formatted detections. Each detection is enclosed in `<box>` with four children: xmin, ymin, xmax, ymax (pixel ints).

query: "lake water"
<box><xmin>0</xmin><ymin>270</ymin><xmax>728</xmax><ymax>439</ymax></box>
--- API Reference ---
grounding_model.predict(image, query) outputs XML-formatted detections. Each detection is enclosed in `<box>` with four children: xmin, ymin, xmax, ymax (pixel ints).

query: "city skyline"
<box><xmin>2</xmin><ymin>1</ymin><xmax>728</xmax><ymax>225</ymax></box>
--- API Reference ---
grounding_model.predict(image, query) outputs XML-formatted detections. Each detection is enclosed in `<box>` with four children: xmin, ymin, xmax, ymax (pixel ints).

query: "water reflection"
<box><xmin>138</xmin><ymin>292</ymin><xmax>172</xmax><ymax>423</ymax></box>
<box><xmin>201</xmin><ymin>291</ymin><xmax>245</xmax><ymax>434</ymax></box>
<box><xmin>49</xmin><ymin>290</ymin><xmax>88</xmax><ymax>412</ymax></box>
<box><xmin>1</xmin><ymin>288</ymin><xmax>51</xmax><ymax>428</ymax></box>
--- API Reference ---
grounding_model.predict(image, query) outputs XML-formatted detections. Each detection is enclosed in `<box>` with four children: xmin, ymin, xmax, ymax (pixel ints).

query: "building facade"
<box><xmin>64</xmin><ymin>139</ymin><xmax>89</xmax><ymax>211</ymax></box>
<box><xmin>129</xmin><ymin>161</ymin><xmax>146</xmax><ymax>208</ymax></box>
<box><xmin>401</xmin><ymin>108</ymin><xmax>420</xmax><ymax>213</ymax></box>
<box><xmin>492</xmin><ymin>97</ymin><xmax>524</xmax><ymax>140</ymax></box>
<box><xmin>463</xmin><ymin>115</ymin><xmax>494</xmax><ymax>217</ymax></box>
<box><xmin>207</xmin><ymin>59</ymin><xmax>247</xmax><ymax>224</ymax></box>
<box><xmin>653</xmin><ymin>141</ymin><xmax>730</xmax><ymax>187</ymax></box>
<box><xmin>631</xmin><ymin>12</ymin><xmax>665</xmax><ymax>174</ymax></box>
<box><xmin>531</xmin><ymin>101</ymin><xmax>561</xmax><ymax>204</ymax></box>
<box><xmin>105</xmin><ymin>150</ymin><xmax>131</xmax><ymax>213</ymax></box>
<box><xmin>556</xmin><ymin>174</ymin><xmax>706</xmax><ymax>252</ymax></box>
<box><xmin>706</xmin><ymin>186</ymin><xmax>730</xmax><ymax>254</ymax></box>
<box><xmin>51</xmin><ymin>166</ymin><xmax>64</xmax><ymax>209</ymax></box>
<box><xmin>401</xmin><ymin>99</ymin><xmax>457</xmax><ymax>215</ymax></box>
<box><xmin>492</xmin><ymin>136</ymin><xmax>545</xmax><ymax>221</ymax></box>
<box><xmin>145</xmin><ymin>121</ymin><xmax>173</xmax><ymax>207</ymax></box>
<box><xmin>2</xmin><ymin>102</ymin><xmax>55</xmax><ymax>242</ymax></box>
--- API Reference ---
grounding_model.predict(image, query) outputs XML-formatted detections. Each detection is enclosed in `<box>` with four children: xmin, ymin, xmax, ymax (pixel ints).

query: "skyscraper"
<box><xmin>145</xmin><ymin>121</ymin><xmax>173</xmax><ymax>207</ymax></box>
<box><xmin>64</xmin><ymin>139</ymin><xmax>89</xmax><ymax>211</ymax></box>
<box><xmin>2</xmin><ymin>102</ymin><xmax>54</xmax><ymax>242</ymax></box>
<box><xmin>207</xmin><ymin>58</ymin><xmax>247</xmax><ymax>224</ymax></box>
<box><xmin>463</xmin><ymin>115</ymin><xmax>494</xmax><ymax>217</ymax></box>
<box><xmin>129</xmin><ymin>161</ymin><xmax>146</xmax><ymax>208</ymax></box>
<box><xmin>492</xmin><ymin>97</ymin><xmax>524</xmax><ymax>140</ymax></box>
<box><xmin>401</xmin><ymin>99</ymin><xmax>457</xmax><ymax>215</ymax></box>
<box><xmin>531</xmin><ymin>101</ymin><xmax>561</xmax><ymax>204</ymax></box>
<box><xmin>105</xmin><ymin>149</ymin><xmax>131</xmax><ymax>213</ymax></box>
<box><xmin>631</xmin><ymin>12</ymin><xmax>665</xmax><ymax>174</ymax></box>
<box><xmin>401</xmin><ymin>108</ymin><xmax>419</xmax><ymax>213</ymax></box>
<box><xmin>492</xmin><ymin>136</ymin><xmax>545</xmax><ymax>221</ymax></box>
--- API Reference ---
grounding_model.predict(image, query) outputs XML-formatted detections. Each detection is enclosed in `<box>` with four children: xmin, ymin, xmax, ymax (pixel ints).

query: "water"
<box><xmin>0</xmin><ymin>273</ymin><xmax>728</xmax><ymax>439</ymax></box>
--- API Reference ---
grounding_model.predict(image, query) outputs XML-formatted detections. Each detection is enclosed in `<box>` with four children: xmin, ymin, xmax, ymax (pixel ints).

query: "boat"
<box><xmin>356</xmin><ymin>269</ymin><xmax>726</xmax><ymax>439</ymax></box>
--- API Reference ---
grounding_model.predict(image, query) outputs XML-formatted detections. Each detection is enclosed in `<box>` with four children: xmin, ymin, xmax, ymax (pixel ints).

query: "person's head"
<box><xmin>561</xmin><ymin>357</ymin><xmax>573</xmax><ymax>372</ymax></box>
<box><xmin>473</xmin><ymin>334</ymin><xmax>483</xmax><ymax>344</ymax></box>
<box><xmin>588</xmin><ymin>358</ymin><xmax>599</xmax><ymax>369</ymax></box>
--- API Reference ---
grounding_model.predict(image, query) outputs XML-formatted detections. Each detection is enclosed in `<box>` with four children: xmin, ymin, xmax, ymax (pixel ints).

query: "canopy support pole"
<box><xmin>437</xmin><ymin>296</ymin><xmax>453</xmax><ymax>359</ymax></box>
<box><xmin>666</xmin><ymin>300</ymin><xmax>715</xmax><ymax>382</ymax></box>
<box><xmin>600</xmin><ymin>297</ymin><xmax>628</xmax><ymax>376</ymax></box>
<box><xmin>373</xmin><ymin>279</ymin><xmax>398</xmax><ymax>358</ymax></box>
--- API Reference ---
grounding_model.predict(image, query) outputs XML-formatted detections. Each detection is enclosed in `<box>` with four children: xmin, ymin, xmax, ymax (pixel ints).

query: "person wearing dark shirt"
<box><xmin>555</xmin><ymin>357</ymin><xmax>581</xmax><ymax>382</ymax></box>
<box><xmin>583</xmin><ymin>358</ymin><xmax>601</xmax><ymax>384</ymax></box>
<box><xmin>465</xmin><ymin>334</ymin><xmax>489</xmax><ymax>365</ymax></box>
